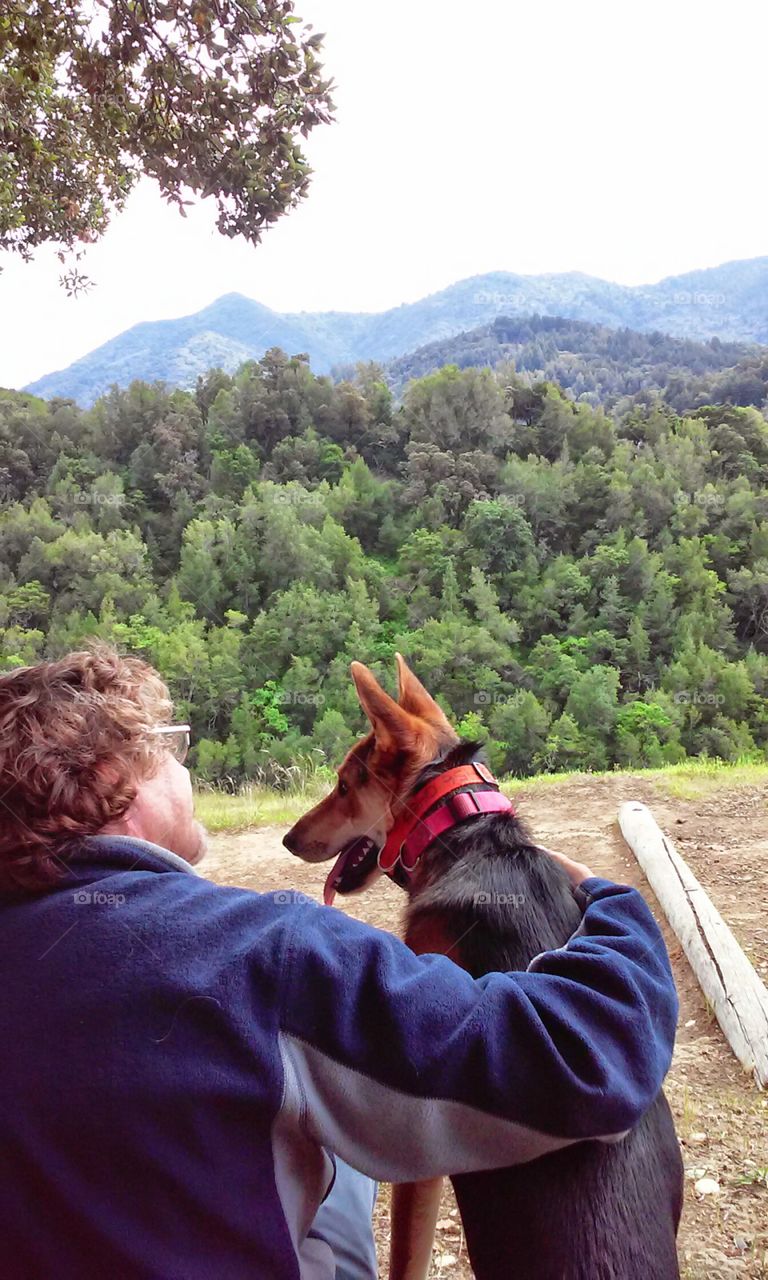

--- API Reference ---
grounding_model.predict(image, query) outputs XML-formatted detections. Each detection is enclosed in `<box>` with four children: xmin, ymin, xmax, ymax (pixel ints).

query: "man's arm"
<box><xmin>275</xmin><ymin>878</ymin><xmax>678</xmax><ymax>1182</ymax></box>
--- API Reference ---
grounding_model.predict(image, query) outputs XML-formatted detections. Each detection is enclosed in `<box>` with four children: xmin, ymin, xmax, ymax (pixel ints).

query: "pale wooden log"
<box><xmin>618</xmin><ymin>801</ymin><xmax>768</xmax><ymax>1089</ymax></box>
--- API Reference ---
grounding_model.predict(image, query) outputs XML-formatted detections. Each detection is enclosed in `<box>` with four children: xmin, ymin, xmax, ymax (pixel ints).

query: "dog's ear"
<box><xmin>350</xmin><ymin>662</ymin><xmax>409</xmax><ymax>747</ymax></box>
<box><xmin>395</xmin><ymin>653</ymin><xmax>456</xmax><ymax>737</ymax></box>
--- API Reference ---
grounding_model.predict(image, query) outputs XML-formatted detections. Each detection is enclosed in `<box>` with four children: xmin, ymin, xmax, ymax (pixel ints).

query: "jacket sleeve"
<box><xmin>275</xmin><ymin>877</ymin><xmax>678</xmax><ymax>1182</ymax></box>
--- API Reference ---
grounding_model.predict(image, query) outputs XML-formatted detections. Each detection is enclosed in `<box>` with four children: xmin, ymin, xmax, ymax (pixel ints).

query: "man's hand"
<box><xmin>537</xmin><ymin>845</ymin><xmax>595</xmax><ymax>886</ymax></box>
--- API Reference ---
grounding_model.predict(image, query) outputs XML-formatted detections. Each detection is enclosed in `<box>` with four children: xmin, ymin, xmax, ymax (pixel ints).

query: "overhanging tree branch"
<box><xmin>0</xmin><ymin>0</ymin><xmax>334</xmax><ymax>292</ymax></box>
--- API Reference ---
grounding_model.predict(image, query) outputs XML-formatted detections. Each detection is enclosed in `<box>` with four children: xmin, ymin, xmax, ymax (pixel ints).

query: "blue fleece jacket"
<box><xmin>0</xmin><ymin>835</ymin><xmax>678</xmax><ymax>1279</ymax></box>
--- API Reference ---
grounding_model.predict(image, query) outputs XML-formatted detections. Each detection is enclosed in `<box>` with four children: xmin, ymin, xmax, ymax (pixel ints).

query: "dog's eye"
<box><xmin>338</xmin><ymin>778</ymin><xmax>349</xmax><ymax>797</ymax></box>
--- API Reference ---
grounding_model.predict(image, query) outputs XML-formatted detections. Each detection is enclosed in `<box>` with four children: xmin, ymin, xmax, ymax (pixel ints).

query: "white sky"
<box><xmin>1</xmin><ymin>0</ymin><xmax>767</xmax><ymax>389</ymax></box>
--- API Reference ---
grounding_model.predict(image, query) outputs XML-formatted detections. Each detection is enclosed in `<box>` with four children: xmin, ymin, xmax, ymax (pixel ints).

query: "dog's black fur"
<box><xmin>403</xmin><ymin>742</ymin><xmax>684</xmax><ymax>1280</ymax></box>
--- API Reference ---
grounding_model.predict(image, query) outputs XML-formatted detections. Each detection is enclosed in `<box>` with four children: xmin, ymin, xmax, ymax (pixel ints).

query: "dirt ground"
<box><xmin>204</xmin><ymin>775</ymin><xmax>768</xmax><ymax>1279</ymax></box>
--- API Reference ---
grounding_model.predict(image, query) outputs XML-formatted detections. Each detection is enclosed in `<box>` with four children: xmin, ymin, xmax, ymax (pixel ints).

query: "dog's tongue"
<box><xmin>323</xmin><ymin>859</ymin><xmax>342</xmax><ymax>907</ymax></box>
<box><xmin>323</xmin><ymin>837</ymin><xmax>378</xmax><ymax>906</ymax></box>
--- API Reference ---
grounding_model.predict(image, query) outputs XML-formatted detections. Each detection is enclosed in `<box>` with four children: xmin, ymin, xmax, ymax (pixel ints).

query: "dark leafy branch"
<box><xmin>0</xmin><ymin>0</ymin><xmax>334</xmax><ymax>290</ymax></box>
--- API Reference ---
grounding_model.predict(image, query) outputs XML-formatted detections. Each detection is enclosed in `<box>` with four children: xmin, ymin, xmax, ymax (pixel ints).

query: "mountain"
<box><xmin>380</xmin><ymin>314</ymin><xmax>761</xmax><ymax>409</ymax></box>
<box><xmin>24</xmin><ymin>256</ymin><xmax>768</xmax><ymax>405</ymax></box>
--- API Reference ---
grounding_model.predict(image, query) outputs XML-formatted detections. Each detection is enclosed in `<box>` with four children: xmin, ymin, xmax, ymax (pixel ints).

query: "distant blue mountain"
<box><xmin>23</xmin><ymin>256</ymin><xmax>768</xmax><ymax>405</ymax></box>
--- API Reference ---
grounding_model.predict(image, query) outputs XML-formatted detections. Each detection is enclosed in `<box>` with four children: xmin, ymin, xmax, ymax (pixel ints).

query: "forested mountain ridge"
<box><xmin>381</xmin><ymin>315</ymin><xmax>764</xmax><ymax>410</ymax></box>
<box><xmin>23</xmin><ymin>255</ymin><xmax>768</xmax><ymax>406</ymax></box>
<box><xmin>3</xmin><ymin>351</ymin><xmax>768</xmax><ymax>781</ymax></box>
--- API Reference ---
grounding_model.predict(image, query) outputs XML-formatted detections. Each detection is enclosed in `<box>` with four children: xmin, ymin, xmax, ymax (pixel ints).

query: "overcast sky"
<box><xmin>2</xmin><ymin>0</ymin><xmax>767</xmax><ymax>390</ymax></box>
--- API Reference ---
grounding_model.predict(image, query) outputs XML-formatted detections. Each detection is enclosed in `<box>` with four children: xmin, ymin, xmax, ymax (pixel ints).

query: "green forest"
<box><xmin>380</xmin><ymin>314</ymin><xmax>768</xmax><ymax>411</ymax></box>
<box><xmin>2</xmin><ymin>351</ymin><xmax>768</xmax><ymax>784</ymax></box>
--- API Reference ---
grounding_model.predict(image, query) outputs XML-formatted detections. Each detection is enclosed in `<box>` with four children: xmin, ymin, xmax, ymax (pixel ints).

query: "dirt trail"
<box><xmin>205</xmin><ymin>775</ymin><xmax>768</xmax><ymax>1279</ymax></box>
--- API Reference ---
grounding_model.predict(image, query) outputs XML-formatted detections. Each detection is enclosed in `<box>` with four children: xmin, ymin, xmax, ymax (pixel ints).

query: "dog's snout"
<box><xmin>282</xmin><ymin>828</ymin><xmax>300</xmax><ymax>854</ymax></box>
<box><xmin>283</xmin><ymin>826</ymin><xmax>336</xmax><ymax>863</ymax></box>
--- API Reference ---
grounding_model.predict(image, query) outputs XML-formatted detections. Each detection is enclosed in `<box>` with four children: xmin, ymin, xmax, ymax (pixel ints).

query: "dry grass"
<box><xmin>510</xmin><ymin>758</ymin><xmax>768</xmax><ymax>797</ymax></box>
<box><xmin>195</xmin><ymin>760</ymin><xmax>768</xmax><ymax>833</ymax></box>
<box><xmin>646</xmin><ymin>759</ymin><xmax>768</xmax><ymax>801</ymax></box>
<box><xmin>194</xmin><ymin>780</ymin><xmax>328</xmax><ymax>832</ymax></box>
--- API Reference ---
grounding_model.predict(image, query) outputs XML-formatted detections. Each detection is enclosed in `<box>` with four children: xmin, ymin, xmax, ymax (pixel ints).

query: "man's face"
<box><xmin>105</xmin><ymin>753</ymin><xmax>208</xmax><ymax>865</ymax></box>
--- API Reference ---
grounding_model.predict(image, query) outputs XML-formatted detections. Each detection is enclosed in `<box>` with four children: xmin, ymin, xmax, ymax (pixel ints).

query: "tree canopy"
<box><xmin>2</xmin><ymin>354</ymin><xmax>767</xmax><ymax>785</ymax></box>
<box><xmin>0</xmin><ymin>0</ymin><xmax>333</xmax><ymax>289</ymax></box>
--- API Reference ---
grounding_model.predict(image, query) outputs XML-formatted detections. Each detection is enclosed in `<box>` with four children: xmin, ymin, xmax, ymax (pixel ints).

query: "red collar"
<box><xmin>379</xmin><ymin>762</ymin><xmax>514</xmax><ymax>879</ymax></box>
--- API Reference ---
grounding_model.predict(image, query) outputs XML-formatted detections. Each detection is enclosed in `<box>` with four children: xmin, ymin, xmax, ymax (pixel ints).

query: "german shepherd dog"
<box><xmin>284</xmin><ymin>656</ymin><xmax>683</xmax><ymax>1280</ymax></box>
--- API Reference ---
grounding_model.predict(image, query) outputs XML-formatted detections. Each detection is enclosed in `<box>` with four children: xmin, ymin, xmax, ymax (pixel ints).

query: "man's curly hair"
<box><xmin>0</xmin><ymin>645</ymin><xmax>173</xmax><ymax>891</ymax></box>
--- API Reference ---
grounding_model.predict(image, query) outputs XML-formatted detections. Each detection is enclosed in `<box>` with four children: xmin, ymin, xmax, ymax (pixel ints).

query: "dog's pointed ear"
<box><xmin>395</xmin><ymin>653</ymin><xmax>455</xmax><ymax>737</ymax></box>
<box><xmin>350</xmin><ymin>661</ymin><xmax>409</xmax><ymax>746</ymax></box>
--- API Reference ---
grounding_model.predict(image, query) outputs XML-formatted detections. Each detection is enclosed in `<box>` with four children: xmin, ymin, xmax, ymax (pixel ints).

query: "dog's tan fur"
<box><xmin>285</xmin><ymin>655</ymin><xmax>456</xmax><ymax>871</ymax></box>
<box><xmin>284</xmin><ymin>655</ymin><xmax>462</xmax><ymax>1279</ymax></box>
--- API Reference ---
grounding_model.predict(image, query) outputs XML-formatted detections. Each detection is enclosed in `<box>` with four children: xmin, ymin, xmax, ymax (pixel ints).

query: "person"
<box><xmin>0</xmin><ymin>646</ymin><xmax>678</xmax><ymax>1280</ymax></box>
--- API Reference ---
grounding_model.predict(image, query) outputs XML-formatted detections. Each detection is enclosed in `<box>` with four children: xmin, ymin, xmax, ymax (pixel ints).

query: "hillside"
<box><xmin>3</xmin><ymin>351</ymin><xmax>768</xmax><ymax>784</ymax></box>
<box><xmin>23</xmin><ymin>255</ymin><xmax>768</xmax><ymax>405</ymax></box>
<box><xmin>381</xmin><ymin>315</ymin><xmax>761</xmax><ymax>408</ymax></box>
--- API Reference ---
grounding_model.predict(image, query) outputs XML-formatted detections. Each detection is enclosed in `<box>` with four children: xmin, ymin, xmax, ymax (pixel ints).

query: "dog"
<box><xmin>284</xmin><ymin>655</ymin><xmax>684</xmax><ymax>1280</ymax></box>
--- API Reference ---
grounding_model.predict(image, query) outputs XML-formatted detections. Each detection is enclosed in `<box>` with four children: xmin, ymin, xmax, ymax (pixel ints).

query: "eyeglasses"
<box><xmin>151</xmin><ymin>724</ymin><xmax>191</xmax><ymax>764</ymax></box>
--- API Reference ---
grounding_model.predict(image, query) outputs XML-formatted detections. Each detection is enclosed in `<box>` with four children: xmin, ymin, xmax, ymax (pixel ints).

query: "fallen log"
<box><xmin>618</xmin><ymin>801</ymin><xmax>768</xmax><ymax>1089</ymax></box>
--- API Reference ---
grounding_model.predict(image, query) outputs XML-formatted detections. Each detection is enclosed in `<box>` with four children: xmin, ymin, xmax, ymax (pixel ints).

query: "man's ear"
<box><xmin>350</xmin><ymin>662</ymin><xmax>410</xmax><ymax>747</ymax></box>
<box><xmin>395</xmin><ymin>653</ymin><xmax>456</xmax><ymax>738</ymax></box>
